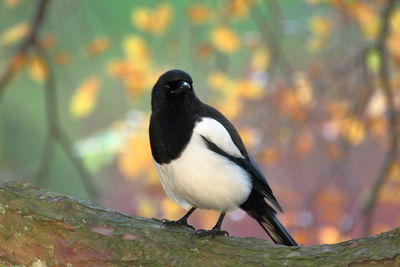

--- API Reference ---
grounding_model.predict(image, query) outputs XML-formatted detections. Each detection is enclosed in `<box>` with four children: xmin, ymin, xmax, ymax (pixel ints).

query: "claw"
<box><xmin>162</xmin><ymin>218</ymin><xmax>195</xmax><ymax>230</ymax></box>
<box><xmin>194</xmin><ymin>228</ymin><xmax>229</xmax><ymax>238</ymax></box>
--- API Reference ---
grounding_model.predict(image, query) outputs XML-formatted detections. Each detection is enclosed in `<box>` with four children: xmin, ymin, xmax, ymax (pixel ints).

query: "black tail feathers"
<box><xmin>256</xmin><ymin>212</ymin><xmax>298</xmax><ymax>246</ymax></box>
<box><xmin>241</xmin><ymin>195</ymin><xmax>298</xmax><ymax>246</ymax></box>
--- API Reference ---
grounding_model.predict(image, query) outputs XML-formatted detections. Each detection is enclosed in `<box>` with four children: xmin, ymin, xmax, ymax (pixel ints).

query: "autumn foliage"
<box><xmin>0</xmin><ymin>0</ymin><xmax>399</xmax><ymax>246</ymax></box>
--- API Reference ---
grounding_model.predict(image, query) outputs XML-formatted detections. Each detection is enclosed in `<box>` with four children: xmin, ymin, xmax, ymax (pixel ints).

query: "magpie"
<box><xmin>149</xmin><ymin>69</ymin><xmax>298</xmax><ymax>246</ymax></box>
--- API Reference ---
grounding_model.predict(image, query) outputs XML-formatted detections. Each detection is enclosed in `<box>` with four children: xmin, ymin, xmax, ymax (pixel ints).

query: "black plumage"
<box><xmin>149</xmin><ymin>69</ymin><xmax>298</xmax><ymax>246</ymax></box>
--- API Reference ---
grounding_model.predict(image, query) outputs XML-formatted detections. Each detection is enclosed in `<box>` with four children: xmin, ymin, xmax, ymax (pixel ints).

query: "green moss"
<box><xmin>0</xmin><ymin>181</ymin><xmax>399</xmax><ymax>266</ymax></box>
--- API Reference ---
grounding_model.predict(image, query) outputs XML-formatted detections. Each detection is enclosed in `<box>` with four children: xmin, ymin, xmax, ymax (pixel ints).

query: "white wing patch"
<box><xmin>194</xmin><ymin>117</ymin><xmax>244</xmax><ymax>158</ymax></box>
<box><xmin>154</xmin><ymin>117</ymin><xmax>252</xmax><ymax>211</ymax></box>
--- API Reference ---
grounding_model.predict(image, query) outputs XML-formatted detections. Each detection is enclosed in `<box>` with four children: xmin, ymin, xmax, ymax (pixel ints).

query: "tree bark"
<box><xmin>0</xmin><ymin>180</ymin><xmax>399</xmax><ymax>266</ymax></box>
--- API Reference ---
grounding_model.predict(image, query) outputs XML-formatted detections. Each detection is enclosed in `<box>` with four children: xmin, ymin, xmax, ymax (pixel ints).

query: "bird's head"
<box><xmin>151</xmin><ymin>69</ymin><xmax>198</xmax><ymax>112</ymax></box>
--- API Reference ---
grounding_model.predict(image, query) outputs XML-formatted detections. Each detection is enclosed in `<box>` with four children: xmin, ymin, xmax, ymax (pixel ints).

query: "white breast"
<box><xmin>154</xmin><ymin>118</ymin><xmax>252</xmax><ymax>211</ymax></box>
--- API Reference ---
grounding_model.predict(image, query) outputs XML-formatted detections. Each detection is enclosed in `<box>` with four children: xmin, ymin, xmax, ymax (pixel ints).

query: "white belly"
<box><xmin>154</xmin><ymin>121</ymin><xmax>252</xmax><ymax>211</ymax></box>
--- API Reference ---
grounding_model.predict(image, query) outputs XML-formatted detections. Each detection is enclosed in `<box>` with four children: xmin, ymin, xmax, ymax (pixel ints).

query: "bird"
<box><xmin>149</xmin><ymin>69</ymin><xmax>298</xmax><ymax>246</ymax></box>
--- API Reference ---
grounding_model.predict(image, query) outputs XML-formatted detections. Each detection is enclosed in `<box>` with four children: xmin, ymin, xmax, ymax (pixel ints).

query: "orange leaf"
<box><xmin>28</xmin><ymin>55</ymin><xmax>47</xmax><ymax>82</ymax></box>
<box><xmin>295</xmin><ymin>130</ymin><xmax>314</xmax><ymax>156</ymax></box>
<box><xmin>227</xmin><ymin>0</ymin><xmax>253</xmax><ymax>18</ymax></box>
<box><xmin>86</xmin><ymin>37</ymin><xmax>109</xmax><ymax>56</ymax></box>
<box><xmin>187</xmin><ymin>4</ymin><xmax>210</xmax><ymax>24</ymax></box>
<box><xmin>261</xmin><ymin>148</ymin><xmax>281</xmax><ymax>165</ymax></box>
<box><xmin>4</xmin><ymin>0</ymin><xmax>22</xmax><ymax>7</ymax></box>
<box><xmin>131</xmin><ymin>4</ymin><xmax>172</xmax><ymax>34</ymax></box>
<box><xmin>54</xmin><ymin>52</ymin><xmax>70</xmax><ymax>65</ymax></box>
<box><xmin>39</xmin><ymin>34</ymin><xmax>56</xmax><ymax>49</ymax></box>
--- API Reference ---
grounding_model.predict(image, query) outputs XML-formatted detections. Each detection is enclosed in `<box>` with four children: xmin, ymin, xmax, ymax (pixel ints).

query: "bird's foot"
<box><xmin>162</xmin><ymin>218</ymin><xmax>195</xmax><ymax>230</ymax></box>
<box><xmin>194</xmin><ymin>227</ymin><xmax>229</xmax><ymax>238</ymax></box>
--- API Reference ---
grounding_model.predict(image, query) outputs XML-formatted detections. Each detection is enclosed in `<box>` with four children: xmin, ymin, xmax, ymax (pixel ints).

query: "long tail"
<box><xmin>255</xmin><ymin>209</ymin><xmax>298</xmax><ymax>246</ymax></box>
<box><xmin>241</xmin><ymin>193</ymin><xmax>298</xmax><ymax>246</ymax></box>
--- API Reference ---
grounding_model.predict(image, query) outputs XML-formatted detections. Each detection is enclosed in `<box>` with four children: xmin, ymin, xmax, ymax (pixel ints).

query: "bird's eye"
<box><xmin>165</xmin><ymin>84</ymin><xmax>170</xmax><ymax>90</ymax></box>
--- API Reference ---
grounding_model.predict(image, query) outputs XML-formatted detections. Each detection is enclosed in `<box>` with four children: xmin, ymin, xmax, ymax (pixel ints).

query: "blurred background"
<box><xmin>0</xmin><ymin>0</ymin><xmax>399</xmax><ymax>246</ymax></box>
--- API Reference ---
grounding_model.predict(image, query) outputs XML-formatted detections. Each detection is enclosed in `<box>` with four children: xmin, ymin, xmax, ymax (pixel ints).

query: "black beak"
<box><xmin>171</xmin><ymin>81</ymin><xmax>191</xmax><ymax>94</ymax></box>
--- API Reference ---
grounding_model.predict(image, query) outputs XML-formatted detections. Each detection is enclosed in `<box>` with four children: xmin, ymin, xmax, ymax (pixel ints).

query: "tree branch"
<box><xmin>0</xmin><ymin>0</ymin><xmax>50</xmax><ymax>99</ymax></box>
<box><xmin>251</xmin><ymin>0</ymin><xmax>295</xmax><ymax>80</ymax></box>
<box><xmin>0</xmin><ymin>180</ymin><xmax>399</xmax><ymax>266</ymax></box>
<box><xmin>361</xmin><ymin>0</ymin><xmax>399</xmax><ymax>236</ymax></box>
<box><xmin>33</xmin><ymin>43</ymin><xmax>99</xmax><ymax>200</ymax></box>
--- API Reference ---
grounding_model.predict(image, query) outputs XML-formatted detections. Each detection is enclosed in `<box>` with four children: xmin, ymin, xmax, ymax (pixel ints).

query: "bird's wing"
<box><xmin>198</xmin><ymin>104</ymin><xmax>283</xmax><ymax>212</ymax></box>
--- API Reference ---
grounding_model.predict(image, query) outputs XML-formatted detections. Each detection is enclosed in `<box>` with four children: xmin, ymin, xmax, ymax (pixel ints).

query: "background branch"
<box><xmin>0</xmin><ymin>0</ymin><xmax>50</xmax><ymax>99</ymax></box>
<box><xmin>33</xmin><ymin>43</ymin><xmax>99</xmax><ymax>200</ymax></box>
<box><xmin>361</xmin><ymin>0</ymin><xmax>399</xmax><ymax>236</ymax></box>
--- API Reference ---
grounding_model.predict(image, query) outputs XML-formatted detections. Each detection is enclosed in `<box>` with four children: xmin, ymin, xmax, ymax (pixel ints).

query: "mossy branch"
<box><xmin>0</xmin><ymin>180</ymin><xmax>399</xmax><ymax>266</ymax></box>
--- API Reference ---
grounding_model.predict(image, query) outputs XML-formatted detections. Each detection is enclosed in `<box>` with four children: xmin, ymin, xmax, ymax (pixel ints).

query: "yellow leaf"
<box><xmin>187</xmin><ymin>4</ymin><xmax>210</xmax><ymax>25</ymax></box>
<box><xmin>145</xmin><ymin>167</ymin><xmax>159</xmax><ymax>186</ymax></box>
<box><xmin>211</xmin><ymin>26</ymin><xmax>239</xmax><ymax>54</ymax></box>
<box><xmin>251</xmin><ymin>47</ymin><xmax>270</xmax><ymax>71</ymax></box>
<box><xmin>137</xmin><ymin>197</ymin><xmax>156</xmax><ymax>218</ymax></box>
<box><xmin>122</xmin><ymin>35</ymin><xmax>149</xmax><ymax>64</ymax></box>
<box><xmin>70</xmin><ymin>77</ymin><xmax>101</xmax><ymax>118</ymax></box>
<box><xmin>235</xmin><ymin>79</ymin><xmax>263</xmax><ymax>100</ymax></box>
<box><xmin>310</xmin><ymin>16</ymin><xmax>331</xmax><ymax>37</ymax></box>
<box><xmin>117</xmin><ymin>130</ymin><xmax>152</xmax><ymax>179</ymax></box>
<box><xmin>28</xmin><ymin>55</ymin><xmax>47</xmax><ymax>82</ymax></box>
<box><xmin>318</xmin><ymin>226</ymin><xmax>341</xmax><ymax>244</ymax></box>
<box><xmin>161</xmin><ymin>197</ymin><xmax>184</xmax><ymax>219</ymax></box>
<box><xmin>131</xmin><ymin>7</ymin><xmax>152</xmax><ymax>32</ymax></box>
<box><xmin>308</xmin><ymin>16</ymin><xmax>331</xmax><ymax>52</ymax></box>
<box><xmin>341</xmin><ymin>117</ymin><xmax>365</xmax><ymax>146</ymax></box>
<box><xmin>208</xmin><ymin>71</ymin><xmax>228</xmax><ymax>91</ymax></box>
<box><xmin>238</xmin><ymin>127</ymin><xmax>257</xmax><ymax>148</ymax></box>
<box><xmin>1</xmin><ymin>22</ymin><xmax>29</xmax><ymax>45</ymax></box>
<box><xmin>86</xmin><ymin>37</ymin><xmax>109</xmax><ymax>56</ymax></box>
<box><xmin>295</xmin><ymin>73</ymin><xmax>313</xmax><ymax>106</ymax></box>
<box><xmin>351</xmin><ymin>3</ymin><xmax>379</xmax><ymax>40</ymax></box>
<box><xmin>390</xmin><ymin>10</ymin><xmax>400</xmax><ymax>34</ymax></box>
<box><xmin>215</xmin><ymin>93</ymin><xmax>242</xmax><ymax>119</ymax></box>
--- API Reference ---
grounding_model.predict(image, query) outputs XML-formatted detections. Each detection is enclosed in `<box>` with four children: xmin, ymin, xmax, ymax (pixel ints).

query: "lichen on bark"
<box><xmin>0</xmin><ymin>180</ymin><xmax>399</xmax><ymax>266</ymax></box>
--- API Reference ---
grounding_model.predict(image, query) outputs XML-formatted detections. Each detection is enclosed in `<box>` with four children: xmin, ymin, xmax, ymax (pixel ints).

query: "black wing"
<box><xmin>198</xmin><ymin>104</ymin><xmax>283</xmax><ymax>212</ymax></box>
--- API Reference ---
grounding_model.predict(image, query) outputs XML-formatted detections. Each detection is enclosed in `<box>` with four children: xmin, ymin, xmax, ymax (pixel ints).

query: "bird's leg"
<box><xmin>195</xmin><ymin>212</ymin><xmax>229</xmax><ymax>237</ymax></box>
<box><xmin>162</xmin><ymin>207</ymin><xmax>196</xmax><ymax>230</ymax></box>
